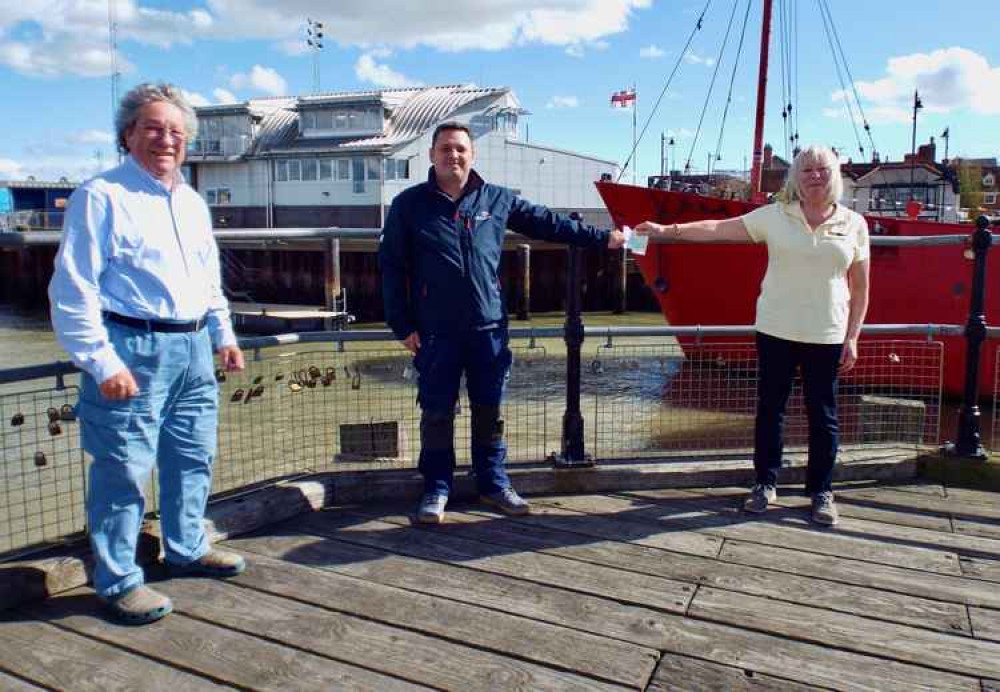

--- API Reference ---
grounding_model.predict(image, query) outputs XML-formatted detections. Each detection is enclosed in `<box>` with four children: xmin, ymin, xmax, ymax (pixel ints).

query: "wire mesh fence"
<box><xmin>1</xmin><ymin>385</ymin><xmax>86</xmax><ymax>557</ymax></box>
<box><xmin>588</xmin><ymin>339</ymin><xmax>944</xmax><ymax>459</ymax></box>
<box><xmin>0</xmin><ymin>334</ymin><xmax>946</xmax><ymax>560</ymax></box>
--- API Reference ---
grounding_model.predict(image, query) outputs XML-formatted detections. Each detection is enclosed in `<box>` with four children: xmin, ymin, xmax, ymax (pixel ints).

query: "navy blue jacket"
<box><xmin>379</xmin><ymin>168</ymin><xmax>610</xmax><ymax>339</ymax></box>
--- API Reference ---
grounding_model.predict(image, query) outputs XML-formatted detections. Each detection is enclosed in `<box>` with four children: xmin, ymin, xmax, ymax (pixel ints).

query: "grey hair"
<box><xmin>777</xmin><ymin>144</ymin><xmax>844</xmax><ymax>206</ymax></box>
<box><xmin>115</xmin><ymin>83</ymin><xmax>198</xmax><ymax>154</ymax></box>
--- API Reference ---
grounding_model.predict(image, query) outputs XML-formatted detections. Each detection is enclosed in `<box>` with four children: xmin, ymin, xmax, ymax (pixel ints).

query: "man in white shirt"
<box><xmin>49</xmin><ymin>83</ymin><xmax>246</xmax><ymax>625</ymax></box>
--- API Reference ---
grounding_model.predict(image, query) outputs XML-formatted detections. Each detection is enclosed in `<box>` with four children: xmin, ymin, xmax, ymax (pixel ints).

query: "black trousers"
<box><xmin>753</xmin><ymin>331</ymin><xmax>842</xmax><ymax>494</ymax></box>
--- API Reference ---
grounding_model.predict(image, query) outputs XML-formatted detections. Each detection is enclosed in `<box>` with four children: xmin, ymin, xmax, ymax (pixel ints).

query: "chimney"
<box><xmin>763</xmin><ymin>144</ymin><xmax>773</xmax><ymax>170</ymax></box>
<box><xmin>917</xmin><ymin>137</ymin><xmax>936</xmax><ymax>163</ymax></box>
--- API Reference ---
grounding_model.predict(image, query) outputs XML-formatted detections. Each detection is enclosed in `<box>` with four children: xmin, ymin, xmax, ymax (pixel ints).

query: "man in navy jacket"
<box><xmin>379</xmin><ymin>121</ymin><xmax>624</xmax><ymax>523</ymax></box>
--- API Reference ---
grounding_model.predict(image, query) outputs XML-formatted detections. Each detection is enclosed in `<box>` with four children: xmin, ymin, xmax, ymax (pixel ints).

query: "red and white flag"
<box><xmin>610</xmin><ymin>88</ymin><xmax>636</xmax><ymax>108</ymax></box>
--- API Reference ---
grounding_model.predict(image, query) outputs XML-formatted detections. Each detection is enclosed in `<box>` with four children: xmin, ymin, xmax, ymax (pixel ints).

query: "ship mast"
<box><xmin>749</xmin><ymin>0</ymin><xmax>774</xmax><ymax>203</ymax></box>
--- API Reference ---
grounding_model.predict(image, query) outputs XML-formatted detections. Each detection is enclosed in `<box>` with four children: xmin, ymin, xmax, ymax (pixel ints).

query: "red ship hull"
<box><xmin>596</xmin><ymin>181</ymin><xmax>987</xmax><ymax>399</ymax></box>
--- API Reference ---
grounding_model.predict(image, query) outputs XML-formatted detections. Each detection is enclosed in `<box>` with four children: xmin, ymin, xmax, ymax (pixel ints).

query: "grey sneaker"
<box><xmin>169</xmin><ymin>549</ymin><xmax>247</xmax><ymax>578</ymax></box>
<box><xmin>416</xmin><ymin>493</ymin><xmax>448</xmax><ymax>524</ymax></box>
<box><xmin>481</xmin><ymin>487</ymin><xmax>531</xmax><ymax>516</ymax></box>
<box><xmin>811</xmin><ymin>491</ymin><xmax>839</xmax><ymax>526</ymax></box>
<box><xmin>102</xmin><ymin>585</ymin><xmax>173</xmax><ymax>626</ymax></box>
<box><xmin>744</xmin><ymin>483</ymin><xmax>777</xmax><ymax>514</ymax></box>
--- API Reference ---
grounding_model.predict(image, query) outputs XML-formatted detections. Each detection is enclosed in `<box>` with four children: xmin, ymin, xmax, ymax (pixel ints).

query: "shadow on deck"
<box><xmin>1</xmin><ymin>451</ymin><xmax>999</xmax><ymax>691</ymax></box>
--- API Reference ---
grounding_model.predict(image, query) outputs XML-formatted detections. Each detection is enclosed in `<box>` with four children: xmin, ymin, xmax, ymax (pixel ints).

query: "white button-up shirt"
<box><xmin>49</xmin><ymin>156</ymin><xmax>236</xmax><ymax>383</ymax></box>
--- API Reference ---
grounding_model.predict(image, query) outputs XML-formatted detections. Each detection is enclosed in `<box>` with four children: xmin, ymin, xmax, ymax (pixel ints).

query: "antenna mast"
<box><xmin>108</xmin><ymin>0</ymin><xmax>121</xmax><ymax>162</ymax></box>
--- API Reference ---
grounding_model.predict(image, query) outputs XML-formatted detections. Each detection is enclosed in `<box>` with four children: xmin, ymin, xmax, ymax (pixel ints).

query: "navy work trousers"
<box><xmin>414</xmin><ymin>327</ymin><xmax>512</xmax><ymax>496</ymax></box>
<box><xmin>753</xmin><ymin>331</ymin><xmax>842</xmax><ymax>494</ymax></box>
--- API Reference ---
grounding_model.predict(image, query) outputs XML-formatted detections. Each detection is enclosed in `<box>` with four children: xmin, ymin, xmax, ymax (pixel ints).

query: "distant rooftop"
<box><xmin>0</xmin><ymin>179</ymin><xmax>78</xmax><ymax>190</ymax></box>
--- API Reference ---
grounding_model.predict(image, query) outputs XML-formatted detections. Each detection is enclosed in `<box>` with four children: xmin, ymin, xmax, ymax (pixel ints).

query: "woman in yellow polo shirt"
<box><xmin>635</xmin><ymin>145</ymin><xmax>870</xmax><ymax>526</ymax></box>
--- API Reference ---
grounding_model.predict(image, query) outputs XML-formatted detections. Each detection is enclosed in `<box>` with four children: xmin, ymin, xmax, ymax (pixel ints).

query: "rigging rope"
<box><xmin>682</xmin><ymin>0</ymin><xmax>741</xmax><ymax>175</ymax></box>
<box><xmin>615</xmin><ymin>0</ymin><xmax>714</xmax><ymax>183</ymax></box>
<box><xmin>712</xmin><ymin>0</ymin><xmax>755</xmax><ymax>172</ymax></box>
<box><xmin>817</xmin><ymin>0</ymin><xmax>879</xmax><ymax>161</ymax></box>
<box><xmin>816</xmin><ymin>0</ymin><xmax>865</xmax><ymax>159</ymax></box>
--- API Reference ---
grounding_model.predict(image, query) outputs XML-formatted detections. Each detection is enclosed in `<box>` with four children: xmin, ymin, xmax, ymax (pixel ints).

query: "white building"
<box><xmin>184</xmin><ymin>85</ymin><xmax>618</xmax><ymax>229</ymax></box>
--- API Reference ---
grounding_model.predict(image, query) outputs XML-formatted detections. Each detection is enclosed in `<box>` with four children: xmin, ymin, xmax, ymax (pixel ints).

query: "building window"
<box><xmin>275</xmin><ymin>160</ymin><xmax>288</xmax><ymax>182</ymax></box>
<box><xmin>319</xmin><ymin>159</ymin><xmax>333</xmax><ymax>180</ymax></box>
<box><xmin>352</xmin><ymin>158</ymin><xmax>366</xmax><ymax>193</ymax></box>
<box><xmin>337</xmin><ymin>159</ymin><xmax>350</xmax><ymax>180</ymax></box>
<box><xmin>985</xmin><ymin>192</ymin><xmax>998</xmax><ymax>205</ymax></box>
<box><xmin>204</xmin><ymin>188</ymin><xmax>231</xmax><ymax>205</ymax></box>
<box><xmin>367</xmin><ymin>158</ymin><xmax>380</xmax><ymax>181</ymax></box>
<box><xmin>301</xmin><ymin>111</ymin><xmax>315</xmax><ymax>131</ymax></box>
<box><xmin>302</xmin><ymin>159</ymin><xmax>318</xmax><ymax>181</ymax></box>
<box><xmin>287</xmin><ymin>159</ymin><xmax>301</xmax><ymax>181</ymax></box>
<box><xmin>984</xmin><ymin>174</ymin><xmax>995</xmax><ymax>187</ymax></box>
<box><xmin>385</xmin><ymin>158</ymin><xmax>409</xmax><ymax>180</ymax></box>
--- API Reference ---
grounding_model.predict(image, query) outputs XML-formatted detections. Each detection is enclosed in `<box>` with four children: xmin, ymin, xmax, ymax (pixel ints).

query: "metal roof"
<box><xmin>0</xmin><ymin>179</ymin><xmax>78</xmax><ymax>190</ymax></box>
<box><xmin>219</xmin><ymin>85</ymin><xmax>516</xmax><ymax>157</ymax></box>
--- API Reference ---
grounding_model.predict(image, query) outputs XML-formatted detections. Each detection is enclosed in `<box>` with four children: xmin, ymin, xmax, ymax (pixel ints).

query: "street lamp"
<box><xmin>306</xmin><ymin>18</ymin><xmax>324</xmax><ymax>93</ymax></box>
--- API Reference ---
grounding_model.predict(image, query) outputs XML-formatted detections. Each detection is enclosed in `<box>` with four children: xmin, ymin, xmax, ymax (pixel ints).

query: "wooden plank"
<box><xmin>647</xmin><ymin>486</ymin><xmax>1000</xmax><ymax>561</ymax></box>
<box><xmin>647</xmin><ymin>652</ymin><xmax>830</xmax><ymax>692</ymax></box>
<box><xmin>719</xmin><ymin>539</ymin><xmax>1000</xmax><ymax>608</ymax></box>
<box><xmin>0</xmin><ymin>615</ymin><xmax>227</xmax><ymax>691</ymax></box>
<box><xmin>844</xmin><ymin>487</ymin><xmax>1000</xmax><ymax>523</ymax></box>
<box><xmin>294</xmin><ymin>511</ymin><xmax>698</xmax><ymax>613</ymax></box>
<box><xmin>691</xmin><ymin>587</ymin><xmax>1000</xmax><ymax>679</ymax></box>
<box><xmin>229</xmin><ymin>530</ymin><xmax>691</xmax><ymax>651</ymax></box>
<box><xmin>0</xmin><ymin>670</ymin><xmax>45</xmax><ymax>690</ymax></box>
<box><xmin>959</xmin><ymin>556</ymin><xmax>1000</xmax><ymax>581</ymax></box>
<box><xmin>310</xmin><ymin>507</ymin><xmax>970</xmax><ymax>635</ymax></box>
<box><xmin>537</xmin><ymin>492</ymin><xmax>962</xmax><ymax>574</ymax></box>
<box><xmin>175</xmin><ymin>550</ymin><xmax>658</xmax><ymax>689</ymax></box>
<box><xmin>626</xmin><ymin>484</ymin><xmax>956</xmax><ymax>532</ymax></box>
<box><xmin>944</xmin><ymin>487</ymin><xmax>1000</xmax><ymax>507</ymax></box>
<box><xmin>25</xmin><ymin>590</ymin><xmax>430</xmax><ymax>692</ymax></box>
<box><xmin>953</xmin><ymin>518</ymin><xmax>1000</xmax><ymax>541</ymax></box>
<box><xmin>468</xmin><ymin>497</ymin><xmax>725</xmax><ymax>558</ymax></box>
<box><xmin>971</xmin><ymin>607</ymin><xmax>1000</xmax><ymax>643</ymax></box>
<box><xmin>155</xmin><ymin>576</ymin><xmax>633</xmax><ymax>692</ymax></box>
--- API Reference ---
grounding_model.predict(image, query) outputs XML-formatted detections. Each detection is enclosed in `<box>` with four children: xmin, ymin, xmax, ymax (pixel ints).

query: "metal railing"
<box><xmin>2</xmin><ymin>216</ymin><xmax>997</xmax><ymax>560</ymax></box>
<box><xmin>0</xmin><ymin>325</ymin><xmax>949</xmax><ymax>560</ymax></box>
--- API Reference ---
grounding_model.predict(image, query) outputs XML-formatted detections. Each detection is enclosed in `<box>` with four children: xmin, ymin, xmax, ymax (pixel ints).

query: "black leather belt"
<box><xmin>104</xmin><ymin>311</ymin><xmax>206</xmax><ymax>333</ymax></box>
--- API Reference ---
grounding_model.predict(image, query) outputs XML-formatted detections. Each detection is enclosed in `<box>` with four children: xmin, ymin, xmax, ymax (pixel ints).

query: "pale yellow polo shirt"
<box><xmin>742</xmin><ymin>201</ymin><xmax>870</xmax><ymax>344</ymax></box>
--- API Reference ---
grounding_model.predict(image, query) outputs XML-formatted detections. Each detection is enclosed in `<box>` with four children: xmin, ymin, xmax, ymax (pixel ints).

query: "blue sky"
<box><xmin>1</xmin><ymin>0</ymin><xmax>998</xmax><ymax>183</ymax></box>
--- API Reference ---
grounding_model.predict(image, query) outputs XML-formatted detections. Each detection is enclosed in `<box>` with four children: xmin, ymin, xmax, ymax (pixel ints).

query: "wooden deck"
<box><xmin>2</xmin><ymin>481</ymin><xmax>999</xmax><ymax>691</ymax></box>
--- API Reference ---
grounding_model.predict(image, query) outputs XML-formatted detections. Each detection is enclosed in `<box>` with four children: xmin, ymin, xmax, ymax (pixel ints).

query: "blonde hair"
<box><xmin>776</xmin><ymin>145</ymin><xmax>843</xmax><ymax>206</ymax></box>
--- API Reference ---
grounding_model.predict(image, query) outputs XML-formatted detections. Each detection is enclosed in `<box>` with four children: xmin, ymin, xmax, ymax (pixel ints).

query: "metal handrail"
<box><xmin>0</xmin><ymin>227</ymin><xmax>976</xmax><ymax>248</ymax></box>
<box><xmin>0</xmin><ymin>322</ymin><xmax>968</xmax><ymax>386</ymax></box>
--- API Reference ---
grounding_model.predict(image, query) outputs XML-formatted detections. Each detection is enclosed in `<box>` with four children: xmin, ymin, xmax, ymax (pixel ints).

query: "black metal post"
<box><xmin>553</xmin><ymin>244</ymin><xmax>592</xmax><ymax>467</ymax></box>
<box><xmin>946</xmin><ymin>215</ymin><xmax>992</xmax><ymax>458</ymax></box>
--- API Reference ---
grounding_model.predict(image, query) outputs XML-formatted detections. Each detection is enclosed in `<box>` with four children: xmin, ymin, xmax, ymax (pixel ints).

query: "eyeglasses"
<box><xmin>138</xmin><ymin>124</ymin><xmax>188</xmax><ymax>142</ymax></box>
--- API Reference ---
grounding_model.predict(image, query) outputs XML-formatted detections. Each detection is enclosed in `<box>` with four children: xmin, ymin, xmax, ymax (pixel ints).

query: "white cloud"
<box><xmin>565</xmin><ymin>44</ymin><xmax>585</xmax><ymax>58</ymax></box>
<box><xmin>213</xmin><ymin>88</ymin><xmax>239</xmax><ymax>104</ymax></box>
<box><xmin>354</xmin><ymin>53</ymin><xmax>422</xmax><ymax>88</ymax></box>
<box><xmin>640</xmin><ymin>44</ymin><xmax>665</xmax><ymax>59</ymax></box>
<box><xmin>69</xmin><ymin>130</ymin><xmax>115</xmax><ymax>146</ymax></box>
<box><xmin>201</xmin><ymin>0</ymin><xmax>649</xmax><ymax>51</ymax></box>
<box><xmin>0</xmin><ymin>0</ymin><xmax>209</xmax><ymax>78</ymax></box>
<box><xmin>182</xmin><ymin>90</ymin><xmax>212</xmax><ymax>107</ymax></box>
<box><xmin>0</xmin><ymin>158</ymin><xmax>26</xmax><ymax>179</ymax></box>
<box><xmin>683</xmin><ymin>50</ymin><xmax>715</xmax><ymax>67</ymax></box>
<box><xmin>849</xmin><ymin>47</ymin><xmax>1000</xmax><ymax>116</ymax></box>
<box><xmin>546</xmin><ymin>96</ymin><xmax>579</xmax><ymax>109</ymax></box>
<box><xmin>230</xmin><ymin>65</ymin><xmax>287</xmax><ymax>96</ymax></box>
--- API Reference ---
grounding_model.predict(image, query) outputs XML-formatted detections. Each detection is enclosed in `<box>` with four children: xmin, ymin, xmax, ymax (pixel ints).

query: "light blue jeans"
<box><xmin>78</xmin><ymin>322</ymin><xmax>219</xmax><ymax>599</ymax></box>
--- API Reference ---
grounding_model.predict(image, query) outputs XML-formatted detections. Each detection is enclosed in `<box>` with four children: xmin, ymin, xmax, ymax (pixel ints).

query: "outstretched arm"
<box><xmin>634</xmin><ymin>217</ymin><xmax>752</xmax><ymax>243</ymax></box>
